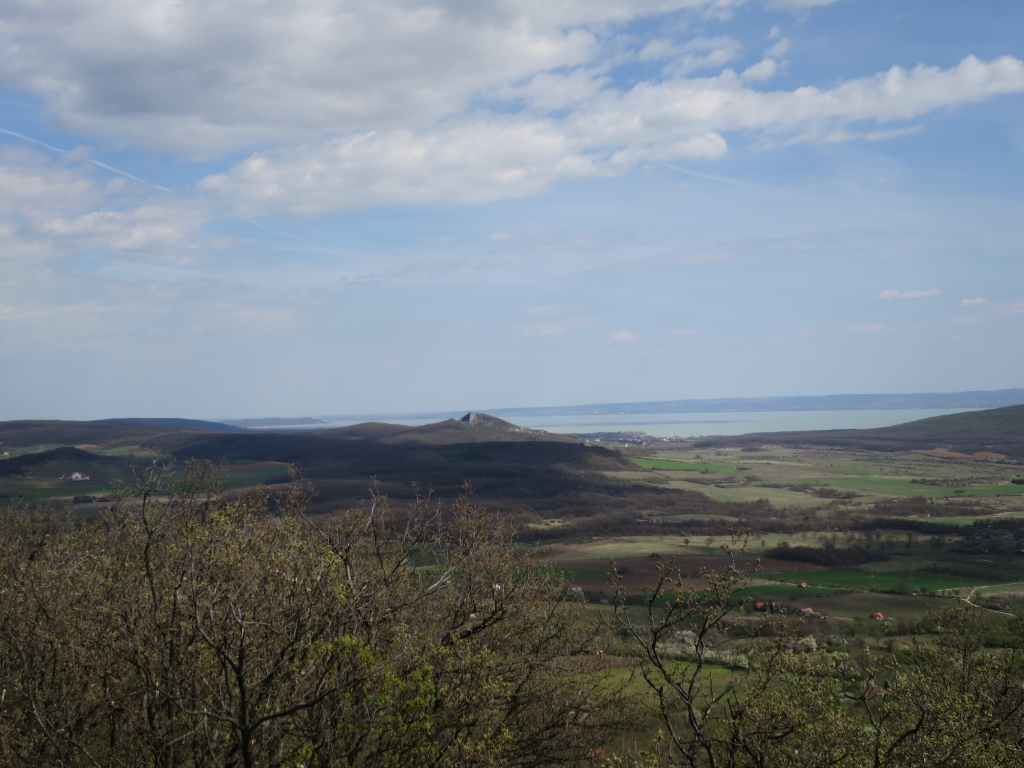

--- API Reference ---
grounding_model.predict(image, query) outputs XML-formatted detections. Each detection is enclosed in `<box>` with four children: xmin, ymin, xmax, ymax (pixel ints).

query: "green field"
<box><xmin>822</xmin><ymin>476</ymin><xmax>1024</xmax><ymax>498</ymax></box>
<box><xmin>733</xmin><ymin>583</ymin><xmax>839</xmax><ymax>599</ymax></box>
<box><xmin>630</xmin><ymin>458</ymin><xmax>735</xmax><ymax>472</ymax></box>
<box><xmin>661</xmin><ymin>481</ymin><xmax>828</xmax><ymax>507</ymax></box>
<box><xmin>222</xmin><ymin>464</ymin><xmax>291</xmax><ymax>489</ymax></box>
<box><xmin>785</xmin><ymin>592</ymin><xmax>958</xmax><ymax>620</ymax></box>
<box><xmin>0</xmin><ymin>478</ymin><xmax>122</xmax><ymax>503</ymax></box>
<box><xmin>555</xmin><ymin>567</ymin><xmax>613</xmax><ymax>581</ymax></box>
<box><xmin>617</xmin><ymin>445</ymin><xmax>1024</xmax><ymax>511</ymax></box>
<box><xmin>1</xmin><ymin>462</ymin><xmax>290</xmax><ymax>505</ymax></box>
<box><xmin>768</xmin><ymin>568</ymin><xmax>994</xmax><ymax>592</ymax></box>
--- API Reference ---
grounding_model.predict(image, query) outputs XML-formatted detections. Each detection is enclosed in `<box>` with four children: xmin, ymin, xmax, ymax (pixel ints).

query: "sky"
<box><xmin>0</xmin><ymin>0</ymin><xmax>1022</xmax><ymax>420</ymax></box>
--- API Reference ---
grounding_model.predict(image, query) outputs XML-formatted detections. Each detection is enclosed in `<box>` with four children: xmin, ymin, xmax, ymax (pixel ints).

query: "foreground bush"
<box><xmin>0</xmin><ymin>462</ymin><xmax>624</xmax><ymax>768</ymax></box>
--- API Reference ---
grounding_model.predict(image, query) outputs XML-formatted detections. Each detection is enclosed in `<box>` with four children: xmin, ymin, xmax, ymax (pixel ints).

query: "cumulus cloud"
<box><xmin>0</xmin><ymin>0</ymin><xmax>728</xmax><ymax>156</ymax></box>
<box><xmin>0</xmin><ymin>146</ymin><xmax>208</xmax><ymax>269</ymax></box>
<box><xmin>863</xmin><ymin>125</ymin><xmax>925</xmax><ymax>141</ymax></box>
<box><xmin>741</xmin><ymin>58</ymin><xmax>779</xmax><ymax>82</ymax></box>
<box><xmin>202</xmin><ymin>54</ymin><xmax>1024</xmax><ymax>214</ymax></box>
<box><xmin>40</xmin><ymin>205</ymin><xmax>206</xmax><ymax>256</ymax></box>
<box><xmin>658</xmin><ymin>36</ymin><xmax>745</xmax><ymax>75</ymax></box>
<box><xmin>961</xmin><ymin>297</ymin><xmax>988</xmax><ymax>306</ymax></box>
<box><xmin>0</xmin><ymin>144</ymin><xmax>218</xmax><ymax>354</ymax></box>
<box><xmin>879</xmin><ymin>289</ymin><xmax>940</xmax><ymax>299</ymax></box>
<box><xmin>0</xmin><ymin>146</ymin><xmax>102</xmax><ymax>221</ymax></box>
<box><xmin>1</xmin><ymin>1</ymin><xmax>1022</xmax><ymax>213</ymax></box>
<box><xmin>765</xmin><ymin>37</ymin><xmax>791</xmax><ymax>58</ymax></box>
<box><xmin>199</xmin><ymin>121</ymin><xmax>604</xmax><ymax>213</ymax></box>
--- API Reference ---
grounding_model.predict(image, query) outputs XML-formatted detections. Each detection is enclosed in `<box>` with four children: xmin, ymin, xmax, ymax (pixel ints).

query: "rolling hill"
<box><xmin>695</xmin><ymin>404</ymin><xmax>1024</xmax><ymax>458</ymax></box>
<box><xmin>0</xmin><ymin>418</ymin><xmax>242</xmax><ymax>450</ymax></box>
<box><xmin>133</xmin><ymin>412</ymin><xmax>642</xmax><ymax>514</ymax></box>
<box><xmin>3</xmin><ymin>413</ymin><xmax>685</xmax><ymax>518</ymax></box>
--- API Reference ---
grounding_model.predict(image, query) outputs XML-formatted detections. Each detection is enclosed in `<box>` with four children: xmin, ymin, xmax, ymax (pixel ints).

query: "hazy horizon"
<box><xmin>78</xmin><ymin>387</ymin><xmax>1022</xmax><ymax>425</ymax></box>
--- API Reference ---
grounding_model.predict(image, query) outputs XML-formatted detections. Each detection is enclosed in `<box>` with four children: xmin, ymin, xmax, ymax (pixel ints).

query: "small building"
<box><xmin>61</xmin><ymin>471</ymin><xmax>91</xmax><ymax>481</ymax></box>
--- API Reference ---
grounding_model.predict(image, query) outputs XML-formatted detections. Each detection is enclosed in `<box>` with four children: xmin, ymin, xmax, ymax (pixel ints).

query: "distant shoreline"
<box><xmin>221</xmin><ymin>388</ymin><xmax>1024</xmax><ymax>431</ymax></box>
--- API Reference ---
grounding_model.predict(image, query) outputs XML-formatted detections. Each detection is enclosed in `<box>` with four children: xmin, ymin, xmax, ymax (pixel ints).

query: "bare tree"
<box><xmin>0</xmin><ymin>464</ymin><xmax>627</xmax><ymax>768</ymax></box>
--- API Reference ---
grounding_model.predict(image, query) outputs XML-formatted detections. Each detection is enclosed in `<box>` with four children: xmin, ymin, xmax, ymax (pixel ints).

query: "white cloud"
<box><xmin>765</xmin><ymin>37</ymin><xmax>790</xmax><ymax>58</ymax></box>
<box><xmin>961</xmin><ymin>297</ymin><xmax>987</xmax><ymax>306</ymax></box>
<box><xmin>201</xmin><ymin>55</ymin><xmax>1024</xmax><ymax>214</ymax></box>
<box><xmin>742</xmin><ymin>58</ymin><xmax>778</xmax><ymax>82</ymax></box>
<box><xmin>40</xmin><ymin>205</ymin><xmax>205</xmax><ymax>256</ymax></box>
<box><xmin>199</xmin><ymin>120</ymin><xmax>609</xmax><ymax>214</ymax></box>
<box><xmin>863</xmin><ymin>125</ymin><xmax>925</xmax><ymax>141</ymax></box>
<box><xmin>639</xmin><ymin>39</ymin><xmax>679</xmax><ymax>62</ymax></box>
<box><xmin>879</xmin><ymin>289</ymin><xmax>941</xmax><ymax>299</ymax></box>
<box><xmin>0</xmin><ymin>145</ymin><xmax>206</xmax><ymax>263</ymax></box>
<box><xmin>0</xmin><ymin>146</ymin><xmax>223</xmax><ymax>356</ymax></box>
<box><xmin>2</xmin><ymin>1</ymin><xmax>1022</xmax><ymax>214</ymax></box>
<box><xmin>0</xmin><ymin>146</ymin><xmax>102</xmax><ymax>221</ymax></box>
<box><xmin>609</xmin><ymin>329</ymin><xmax>636</xmax><ymax>342</ymax></box>
<box><xmin>0</xmin><ymin>0</ymin><xmax>729</xmax><ymax>157</ymax></box>
<box><xmin>667</xmin><ymin>36</ymin><xmax>744</xmax><ymax>75</ymax></box>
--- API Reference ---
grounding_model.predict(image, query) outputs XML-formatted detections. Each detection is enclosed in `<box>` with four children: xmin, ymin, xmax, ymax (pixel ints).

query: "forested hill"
<box><xmin>0</xmin><ymin>413</ymin><xmax>566</xmax><ymax>452</ymax></box>
<box><xmin>311</xmin><ymin>412</ymin><xmax>581</xmax><ymax>445</ymax></box>
<box><xmin>0</xmin><ymin>418</ymin><xmax>242</xmax><ymax>449</ymax></box>
<box><xmin>139</xmin><ymin>412</ymin><xmax>641</xmax><ymax>513</ymax></box>
<box><xmin>3</xmin><ymin>413</ymin><xmax>675</xmax><ymax>517</ymax></box>
<box><xmin>696</xmin><ymin>404</ymin><xmax>1024</xmax><ymax>457</ymax></box>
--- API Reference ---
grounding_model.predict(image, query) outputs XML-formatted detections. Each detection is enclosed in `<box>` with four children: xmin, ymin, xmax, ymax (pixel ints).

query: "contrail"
<box><xmin>244</xmin><ymin>218</ymin><xmax>324</xmax><ymax>249</ymax></box>
<box><xmin>0</xmin><ymin>126</ymin><xmax>328</xmax><ymax>250</ymax></box>
<box><xmin>0</xmin><ymin>126</ymin><xmax>175</xmax><ymax>193</ymax></box>
<box><xmin>662</xmin><ymin>163</ymin><xmax>772</xmax><ymax>191</ymax></box>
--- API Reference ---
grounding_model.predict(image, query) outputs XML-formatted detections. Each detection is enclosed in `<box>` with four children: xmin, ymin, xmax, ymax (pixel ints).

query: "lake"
<box><xmin>311</xmin><ymin>408</ymin><xmax>974</xmax><ymax>438</ymax></box>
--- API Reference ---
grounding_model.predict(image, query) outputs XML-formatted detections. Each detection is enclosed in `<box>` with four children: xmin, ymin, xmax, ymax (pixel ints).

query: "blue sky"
<box><xmin>0</xmin><ymin>0</ymin><xmax>1022</xmax><ymax>420</ymax></box>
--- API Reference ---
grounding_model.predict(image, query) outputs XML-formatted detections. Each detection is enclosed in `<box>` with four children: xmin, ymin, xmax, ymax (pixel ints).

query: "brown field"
<box><xmin>770</xmin><ymin>592</ymin><xmax>956</xmax><ymax>620</ymax></box>
<box><xmin>919</xmin><ymin>448</ymin><xmax>1008</xmax><ymax>460</ymax></box>
<box><xmin>555</xmin><ymin>555</ymin><xmax>823</xmax><ymax>595</ymax></box>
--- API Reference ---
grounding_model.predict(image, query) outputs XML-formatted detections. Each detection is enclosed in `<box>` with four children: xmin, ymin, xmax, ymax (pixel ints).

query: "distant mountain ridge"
<box><xmin>103</xmin><ymin>418</ymin><xmax>244</xmax><ymax>432</ymax></box>
<box><xmin>221</xmin><ymin>418</ymin><xmax>328</xmax><ymax>428</ymax></box>
<box><xmin>0</xmin><ymin>419</ymin><xmax>242</xmax><ymax>449</ymax></box>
